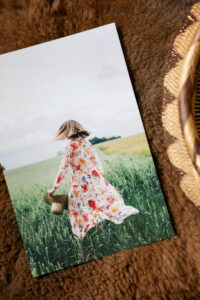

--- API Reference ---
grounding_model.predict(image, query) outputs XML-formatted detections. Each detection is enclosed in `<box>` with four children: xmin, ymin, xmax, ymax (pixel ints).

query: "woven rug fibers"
<box><xmin>0</xmin><ymin>1</ymin><xmax>200</xmax><ymax>299</ymax></box>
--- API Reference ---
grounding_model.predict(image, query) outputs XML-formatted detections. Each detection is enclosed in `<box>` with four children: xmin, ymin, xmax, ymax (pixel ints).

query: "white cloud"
<box><xmin>0</xmin><ymin>24</ymin><xmax>145</xmax><ymax>169</ymax></box>
<box><xmin>98</xmin><ymin>63</ymin><xmax>124</xmax><ymax>80</ymax></box>
<box><xmin>0</xmin><ymin>130</ymin><xmax>52</xmax><ymax>153</ymax></box>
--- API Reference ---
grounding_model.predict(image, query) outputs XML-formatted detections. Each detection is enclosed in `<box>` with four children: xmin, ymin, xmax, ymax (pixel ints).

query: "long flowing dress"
<box><xmin>52</xmin><ymin>136</ymin><xmax>139</xmax><ymax>239</ymax></box>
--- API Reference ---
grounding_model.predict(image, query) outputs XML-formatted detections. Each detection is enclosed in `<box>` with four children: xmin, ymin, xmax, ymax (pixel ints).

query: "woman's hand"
<box><xmin>48</xmin><ymin>187</ymin><xmax>56</xmax><ymax>196</ymax></box>
<box><xmin>100</xmin><ymin>169</ymin><xmax>104</xmax><ymax>176</ymax></box>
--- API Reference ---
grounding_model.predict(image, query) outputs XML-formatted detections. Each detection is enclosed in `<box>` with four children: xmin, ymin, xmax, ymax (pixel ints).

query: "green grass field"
<box><xmin>4</xmin><ymin>134</ymin><xmax>174</xmax><ymax>277</ymax></box>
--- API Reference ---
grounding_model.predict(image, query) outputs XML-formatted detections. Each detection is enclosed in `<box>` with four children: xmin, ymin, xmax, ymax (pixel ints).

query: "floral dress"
<box><xmin>52</xmin><ymin>137</ymin><xmax>139</xmax><ymax>239</ymax></box>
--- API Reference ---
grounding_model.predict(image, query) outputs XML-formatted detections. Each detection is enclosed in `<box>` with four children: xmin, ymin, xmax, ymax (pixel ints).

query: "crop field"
<box><xmin>98</xmin><ymin>133</ymin><xmax>151</xmax><ymax>156</ymax></box>
<box><xmin>4</xmin><ymin>135</ymin><xmax>174</xmax><ymax>277</ymax></box>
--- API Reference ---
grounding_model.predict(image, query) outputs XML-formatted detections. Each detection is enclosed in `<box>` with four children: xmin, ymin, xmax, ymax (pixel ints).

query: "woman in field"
<box><xmin>48</xmin><ymin>120</ymin><xmax>139</xmax><ymax>239</ymax></box>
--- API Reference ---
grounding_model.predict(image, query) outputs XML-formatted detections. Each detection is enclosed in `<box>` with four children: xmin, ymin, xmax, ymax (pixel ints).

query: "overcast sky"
<box><xmin>0</xmin><ymin>23</ymin><xmax>144</xmax><ymax>170</ymax></box>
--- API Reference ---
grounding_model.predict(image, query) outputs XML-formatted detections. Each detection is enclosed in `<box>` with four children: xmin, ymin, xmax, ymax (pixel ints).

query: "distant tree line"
<box><xmin>89</xmin><ymin>136</ymin><xmax>121</xmax><ymax>145</ymax></box>
<box><xmin>1</xmin><ymin>164</ymin><xmax>5</xmax><ymax>171</ymax></box>
<box><xmin>57</xmin><ymin>151</ymin><xmax>64</xmax><ymax>156</ymax></box>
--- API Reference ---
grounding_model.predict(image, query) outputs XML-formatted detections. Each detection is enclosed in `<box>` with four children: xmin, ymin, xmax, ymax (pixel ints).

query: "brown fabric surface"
<box><xmin>0</xmin><ymin>1</ymin><xmax>200</xmax><ymax>299</ymax></box>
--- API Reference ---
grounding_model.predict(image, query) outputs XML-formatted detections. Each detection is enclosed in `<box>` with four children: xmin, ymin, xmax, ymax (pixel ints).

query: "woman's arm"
<box><xmin>48</xmin><ymin>143</ymin><xmax>71</xmax><ymax>195</ymax></box>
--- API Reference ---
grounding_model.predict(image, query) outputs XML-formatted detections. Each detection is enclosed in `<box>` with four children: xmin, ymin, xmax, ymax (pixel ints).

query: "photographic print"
<box><xmin>0</xmin><ymin>23</ymin><xmax>174</xmax><ymax>277</ymax></box>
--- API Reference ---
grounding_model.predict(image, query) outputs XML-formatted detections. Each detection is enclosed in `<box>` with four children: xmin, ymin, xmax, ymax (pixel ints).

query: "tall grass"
<box><xmin>5</xmin><ymin>152</ymin><xmax>174</xmax><ymax>277</ymax></box>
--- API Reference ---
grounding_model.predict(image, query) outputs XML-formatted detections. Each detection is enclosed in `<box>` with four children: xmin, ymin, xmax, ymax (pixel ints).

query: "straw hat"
<box><xmin>162</xmin><ymin>2</ymin><xmax>200</xmax><ymax>208</ymax></box>
<box><xmin>43</xmin><ymin>194</ymin><xmax>68</xmax><ymax>214</ymax></box>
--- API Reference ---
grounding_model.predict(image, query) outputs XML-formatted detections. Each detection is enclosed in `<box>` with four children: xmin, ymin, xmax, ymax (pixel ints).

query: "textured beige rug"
<box><xmin>0</xmin><ymin>1</ymin><xmax>200</xmax><ymax>299</ymax></box>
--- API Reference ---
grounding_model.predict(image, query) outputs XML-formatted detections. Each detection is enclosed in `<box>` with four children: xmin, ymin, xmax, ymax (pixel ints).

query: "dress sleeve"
<box><xmin>52</xmin><ymin>143</ymin><xmax>71</xmax><ymax>191</ymax></box>
<box><xmin>93</xmin><ymin>148</ymin><xmax>104</xmax><ymax>175</ymax></box>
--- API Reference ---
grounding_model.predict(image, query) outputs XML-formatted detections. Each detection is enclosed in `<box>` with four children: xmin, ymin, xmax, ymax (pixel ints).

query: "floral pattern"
<box><xmin>52</xmin><ymin>137</ymin><xmax>139</xmax><ymax>239</ymax></box>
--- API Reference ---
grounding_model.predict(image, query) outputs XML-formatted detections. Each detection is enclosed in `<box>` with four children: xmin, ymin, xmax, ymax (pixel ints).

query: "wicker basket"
<box><xmin>178</xmin><ymin>25</ymin><xmax>200</xmax><ymax>174</ymax></box>
<box><xmin>162</xmin><ymin>2</ymin><xmax>200</xmax><ymax>208</ymax></box>
<box><xmin>43</xmin><ymin>194</ymin><xmax>68</xmax><ymax>214</ymax></box>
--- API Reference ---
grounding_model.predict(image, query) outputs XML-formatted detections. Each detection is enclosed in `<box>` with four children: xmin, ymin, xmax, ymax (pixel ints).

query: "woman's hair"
<box><xmin>55</xmin><ymin>120</ymin><xmax>90</xmax><ymax>140</ymax></box>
